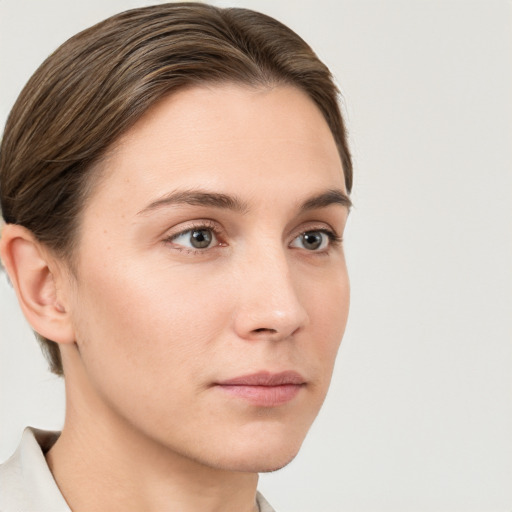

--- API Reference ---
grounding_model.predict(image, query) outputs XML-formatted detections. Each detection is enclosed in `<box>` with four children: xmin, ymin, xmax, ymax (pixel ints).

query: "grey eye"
<box><xmin>190</xmin><ymin>229</ymin><xmax>213</xmax><ymax>248</ymax></box>
<box><xmin>170</xmin><ymin>228</ymin><xmax>217</xmax><ymax>249</ymax></box>
<box><xmin>302</xmin><ymin>232</ymin><xmax>323</xmax><ymax>250</ymax></box>
<box><xmin>291</xmin><ymin>230</ymin><xmax>329</xmax><ymax>251</ymax></box>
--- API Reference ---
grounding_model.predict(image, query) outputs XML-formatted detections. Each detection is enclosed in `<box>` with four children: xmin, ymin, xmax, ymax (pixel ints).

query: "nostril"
<box><xmin>253</xmin><ymin>328</ymin><xmax>277</xmax><ymax>334</ymax></box>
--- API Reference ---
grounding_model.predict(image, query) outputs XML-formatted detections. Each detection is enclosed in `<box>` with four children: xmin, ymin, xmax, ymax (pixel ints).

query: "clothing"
<box><xmin>0</xmin><ymin>427</ymin><xmax>276</xmax><ymax>512</ymax></box>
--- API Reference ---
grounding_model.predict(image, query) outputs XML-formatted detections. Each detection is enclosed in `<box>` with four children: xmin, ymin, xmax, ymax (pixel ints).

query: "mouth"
<box><xmin>215</xmin><ymin>371</ymin><xmax>306</xmax><ymax>407</ymax></box>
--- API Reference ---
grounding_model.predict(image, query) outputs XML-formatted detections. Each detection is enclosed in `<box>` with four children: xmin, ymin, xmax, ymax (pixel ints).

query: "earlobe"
<box><xmin>0</xmin><ymin>224</ymin><xmax>75</xmax><ymax>344</ymax></box>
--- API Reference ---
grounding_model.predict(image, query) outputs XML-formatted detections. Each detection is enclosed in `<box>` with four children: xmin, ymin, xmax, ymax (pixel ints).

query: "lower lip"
<box><xmin>217</xmin><ymin>384</ymin><xmax>303</xmax><ymax>407</ymax></box>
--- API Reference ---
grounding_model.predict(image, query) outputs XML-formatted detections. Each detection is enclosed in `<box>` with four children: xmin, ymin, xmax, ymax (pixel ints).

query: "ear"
<box><xmin>0</xmin><ymin>223</ymin><xmax>75</xmax><ymax>344</ymax></box>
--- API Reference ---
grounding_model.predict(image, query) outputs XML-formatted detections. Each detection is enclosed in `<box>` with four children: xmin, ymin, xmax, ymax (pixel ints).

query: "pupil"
<box><xmin>303</xmin><ymin>232</ymin><xmax>322</xmax><ymax>250</ymax></box>
<box><xmin>191</xmin><ymin>229</ymin><xmax>212</xmax><ymax>248</ymax></box>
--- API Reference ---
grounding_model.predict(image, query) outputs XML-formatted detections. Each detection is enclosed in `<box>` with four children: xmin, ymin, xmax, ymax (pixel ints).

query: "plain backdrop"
<box><xmin>1</xmin><ymin>1</ymin><xmax>511</xmax><ymax>511</ymax></box>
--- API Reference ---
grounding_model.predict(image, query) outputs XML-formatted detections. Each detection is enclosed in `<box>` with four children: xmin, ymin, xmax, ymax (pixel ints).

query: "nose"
<box><xmin>232</xmin><ymin>246</ymin><xmax>309</xmax><ymax>342</ymax></box>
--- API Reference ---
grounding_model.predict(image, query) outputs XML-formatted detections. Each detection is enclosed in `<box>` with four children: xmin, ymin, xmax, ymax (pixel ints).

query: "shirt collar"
<box><xmin>0</xmin><ymin>427</ymin><xmax>71</xmax><ymax>511</ymax></box>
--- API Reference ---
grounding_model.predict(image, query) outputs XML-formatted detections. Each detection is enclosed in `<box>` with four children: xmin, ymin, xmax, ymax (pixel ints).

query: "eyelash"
<box><xmin>163</xmin><ymin>220</ymin><xmax>222</xmax><ymax>254</ymax></box>
<box><xmin>310</xmin><ymin>229</ymin><xmax>343</xmax><ymax>246</ymax></box>
<box><xmin>163</xmin><ymin>222</ymin><xmax>342</xmax><ymax>255</ymax></box>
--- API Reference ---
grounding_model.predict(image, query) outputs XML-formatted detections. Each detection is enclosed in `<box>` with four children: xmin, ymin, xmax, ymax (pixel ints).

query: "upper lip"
<box><xmin>216</xmin><ymin>371</ymin><xmax>306</xmax><ymax>386</ymax></box>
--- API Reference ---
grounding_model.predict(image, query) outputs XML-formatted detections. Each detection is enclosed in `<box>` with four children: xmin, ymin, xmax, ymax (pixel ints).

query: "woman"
<box><xmin>0</xmin><ymin>3</ymin><xmax>352</xmax><ymax>511</ymax></box>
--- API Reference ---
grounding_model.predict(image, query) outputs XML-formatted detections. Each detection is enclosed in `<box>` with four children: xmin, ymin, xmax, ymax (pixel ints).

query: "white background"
<box><xmin>1</xmin><ymin>1</ymin><xmax>511</xmax><ymax>511</ymax></box>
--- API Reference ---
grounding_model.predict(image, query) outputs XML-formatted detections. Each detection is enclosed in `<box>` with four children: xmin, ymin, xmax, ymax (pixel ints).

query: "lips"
<box><xmin>215</xmin><ymin>371</ymin><xmax>306</xmax><ymax>407</ymax></box>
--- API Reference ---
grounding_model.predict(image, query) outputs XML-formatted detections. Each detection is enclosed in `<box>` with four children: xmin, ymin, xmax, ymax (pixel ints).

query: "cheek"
<box><xmin>70</xmin><ymin>254</ymin><xmax>231</xmax><ymax>390</ymax></box>
<box><xmin>302</xmin><ymin>263</ymin><xmax>349</xmax><ymax>369</ymax></box>
<box><xmin>67</xmin><ymin>256</ymin><xmax>239</xmax><ymax>448</ymax></box>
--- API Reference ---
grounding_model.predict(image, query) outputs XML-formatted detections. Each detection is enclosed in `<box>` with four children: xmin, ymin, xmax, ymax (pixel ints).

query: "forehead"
<box><xmin>85</xmin><ymin>83</ymin><xmax>345</xmax><ymax>216</ymax></box>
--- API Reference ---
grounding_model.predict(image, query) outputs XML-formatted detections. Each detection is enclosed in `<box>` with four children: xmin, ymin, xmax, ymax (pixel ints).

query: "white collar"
<box><xmin>0</xmin><ymin>427</ymin><xmax>70</xmax><ymax>511</ymax></box>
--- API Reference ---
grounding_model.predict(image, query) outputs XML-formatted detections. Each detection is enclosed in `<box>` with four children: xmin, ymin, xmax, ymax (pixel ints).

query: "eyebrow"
<box><xmin>137</xmin><ymin>187</ymin><xmax>351</xmax><ymax>216</ymax></box>
<box><xmin>299</xmin><ymin>189</ymin><xmax>352</xmax><ymax>212</ymax></box>
<box><xmin>137</xmin><ymin>189</ymin><xmax>249</xmax><ymax>215</ymax></box>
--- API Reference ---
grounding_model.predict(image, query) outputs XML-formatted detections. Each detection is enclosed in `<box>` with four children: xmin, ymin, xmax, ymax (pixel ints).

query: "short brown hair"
<box><xmin>0</xmin><ymin>2</ymin><xmax>353</xmax><ymax>375</ymax></box>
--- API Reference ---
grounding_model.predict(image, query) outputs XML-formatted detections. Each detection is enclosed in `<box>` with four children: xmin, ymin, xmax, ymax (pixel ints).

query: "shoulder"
<box><xmin>0</xmin><ymin>427</ymin><xmax>70</xmax><ymax>512</ymax></box>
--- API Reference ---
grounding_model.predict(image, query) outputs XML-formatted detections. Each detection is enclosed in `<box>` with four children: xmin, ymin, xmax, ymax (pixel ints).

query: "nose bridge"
<box><xmin>233</xmin><ymin>239</ymin><xmax>308</xmax><ymax>340</ymax></box>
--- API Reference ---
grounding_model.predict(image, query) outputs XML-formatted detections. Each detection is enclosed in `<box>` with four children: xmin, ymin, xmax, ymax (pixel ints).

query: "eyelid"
<box><xmin>288</xmin><ymin>223</ymin><xmax>343</xmax><ymax>253</ymax></box>
<box><xmin>289</xmin><ymin>222</ymin><xmax>342</xmax><ymax>242</ymax></box>
<box><xmin>162</xmin><ymin>219</ymin><xmax>225</xmax><ymax>251</ymax></box>
<box><xmin>164</xmin><ymin>219</ymin><xmax>218</xmax><ymax>238</ymax></box>
<box><xmin>299</xmin><ymin>229</ymin><xmax>341</xmax><ymax>244</ymax></box>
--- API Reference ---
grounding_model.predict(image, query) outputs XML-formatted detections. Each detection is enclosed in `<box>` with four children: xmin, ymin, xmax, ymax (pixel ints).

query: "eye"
<box><xmin>290</xmin><ymin>230</ymin><xmax>331</xmax><ymax>251</ymax></box>
<box><xmin>169</xmin><ymin>227</ymin><xmax>218</xmax><ymax>250</ymax></box>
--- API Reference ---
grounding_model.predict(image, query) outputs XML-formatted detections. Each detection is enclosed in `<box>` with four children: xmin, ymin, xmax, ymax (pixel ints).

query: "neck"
<box><xmin>46</xmin><ymin>346</ymin><xmax>259</xmax><ymax>512</ymax></box>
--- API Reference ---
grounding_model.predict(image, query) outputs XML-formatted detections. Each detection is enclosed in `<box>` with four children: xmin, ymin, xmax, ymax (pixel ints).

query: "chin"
<box><xmin>194</xmin><ymin>405</ymin><xmax>321</xmax><ymax>473</ymax></box>
<box><xmin>211</xmin><ymin>450</ymin><xmax>300</xmax><ymax>474</ymax></box>
<box><xmin>207</xmin><ymin>432</ymin><xmax>305</xmax><ymax>474</ymax></box>
<box><xmin>245</xmin><ymin>452</ymin><xmax>300</xmax><ymax>474</ymax></box>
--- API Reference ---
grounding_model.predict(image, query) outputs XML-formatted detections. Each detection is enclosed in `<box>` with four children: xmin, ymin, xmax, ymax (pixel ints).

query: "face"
<box><xmin>66</xmin><ymin>84</ymin><xmax>350</xmax><ymax>472</ymax></box>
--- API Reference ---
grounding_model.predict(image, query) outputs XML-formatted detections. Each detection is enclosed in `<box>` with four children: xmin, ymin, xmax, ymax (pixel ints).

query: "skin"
<box><xmin>2</xmin><ymin>84</ymin><xmax>350</xmax><ymax>512</ymax></box>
